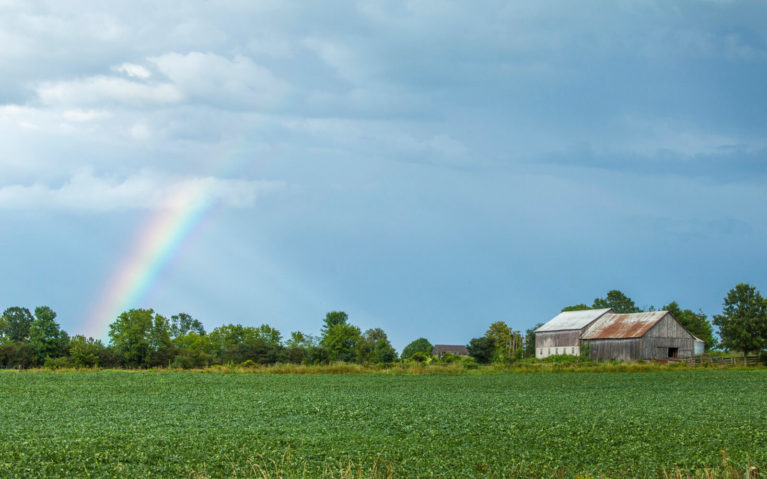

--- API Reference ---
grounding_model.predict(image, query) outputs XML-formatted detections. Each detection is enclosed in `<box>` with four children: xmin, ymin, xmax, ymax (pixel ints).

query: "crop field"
<box><xmin>0</xmin><ymin>370</ymin><xmax>765</xmax><ymax>478</ymax></box>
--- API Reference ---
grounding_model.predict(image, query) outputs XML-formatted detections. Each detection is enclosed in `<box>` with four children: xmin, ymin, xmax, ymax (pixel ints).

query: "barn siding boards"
<box><xmin>644</xmin><ymin>314</ymin><xmax>695</xmax><ymax>340</ymax></box>
<box><xmin>585</xmin><ymin>314</ymin><xmax>694</xmax><ymax>361</ymax></box>
<box><xmin>535</xmin><ymin>309</ymin><xmax>613</xmax><ymax>359</ymax></box>
<box><xmin>537</xmin><ymin>309</ymin><xmax>697</xmax><ymax>362</ymax></box>
<box><xmin>536</xmin><ymin>331</ymin><xmax>582</xmax><ymax>358</ymax></box>
<box><xmin>588</xmin><ymin>339</ymin><xmax>641</xmax><ymax>362</ymax></box>
<box><xmin>536</xmin><ymin>331</ymin><xmax>581</xmax><ymax>348</ymax></box>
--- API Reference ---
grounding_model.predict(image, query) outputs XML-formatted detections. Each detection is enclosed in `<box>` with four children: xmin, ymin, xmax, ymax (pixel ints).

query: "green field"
<box><xmin>0</xmin><ymin>370</ymin><xmax>765</xmax><ymax>478</ymax></box>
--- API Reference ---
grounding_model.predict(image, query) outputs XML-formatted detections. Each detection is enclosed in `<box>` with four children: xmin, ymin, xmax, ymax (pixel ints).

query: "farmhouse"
<box><xmin>536</xmin><ymin>309</ymin><xmax>696</xmax><ymax>361</ymax></box>
<box><xmin>432</xmin><ymin>344</ymin><xmax>468</xmax><ymax>358</ymax></box>
<box><xmin>535</xmin><ymin>308</ymin><xmax>612</xmax><ymax>358</ymax></box>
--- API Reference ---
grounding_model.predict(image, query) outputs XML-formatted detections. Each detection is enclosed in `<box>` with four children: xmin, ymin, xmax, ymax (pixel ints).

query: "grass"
<box><xmin>0</xmin><ymin>370</ymin><xmax>765</xmax><ymax>477</ymax></box>
<box><xmin>32</xmin><ymin>355</ymin><xmax>767</xmax><ymax>375</ymax></box>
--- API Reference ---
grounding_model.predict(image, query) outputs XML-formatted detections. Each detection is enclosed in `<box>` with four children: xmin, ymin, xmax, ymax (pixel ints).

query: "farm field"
<box><xmin>0</xmin><ymin>370</ymin><xmax>765</xmax><ymax>478</ymax></box>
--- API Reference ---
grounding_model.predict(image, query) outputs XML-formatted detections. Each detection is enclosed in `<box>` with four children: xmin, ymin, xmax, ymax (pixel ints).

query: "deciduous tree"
<box><xmin>592</xmin><ymin>290</ymin><xmax>641</xmax><ymax>313</ymax></box>
<box><xmin>169</xmin><ymin>313</ymin><xmax>205</xmax><ymax>338</ymax></box>
<box><xmin>401</xmin><ymin>337</ymin><xmax>433</xmax><ymax>360</ymax></box>
<box><xmin>321</xmin><ymin>311</ymin><xmax>348</xmax><ymax>337</ymax></box>
<box><xmin>108</xmin><ymin>309</ymin><xmax>172</xmax><ymax>368</ymax></box>
<box><xmin>29</xmin><ymin>306</ymin><xmax>68</xmax><ymax>364</ymax></box>
<box><xmin>467</xmin><ymin>336</ymin><xmax>495</xmax><ymax>364</ymax></box>
<box><xmin>713</xmin><ymin>283</ymin><xmax>767</xmax><ymax>358</ymax></box>
<box><xmin>524</xmin><ymin>323</ymin><xmax>544</xmax><ymax>358</ymax></box>
<box><xmin>2</xmin><ymin>307</ymin><xmax>34</xmax><ymax>342</ymax></box>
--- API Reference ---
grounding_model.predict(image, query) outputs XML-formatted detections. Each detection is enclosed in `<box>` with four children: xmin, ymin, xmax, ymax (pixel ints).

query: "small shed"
<box><xmin>432</xmin><ymin>345</ymin><xmax>468</xmax><ymax>358</ymax></box>
<box><xmin>693</xmin><ymin>337</ymin><xmax>705</xmax><ymax>355</ymax></box>
<box><xmin>582</xmin><ymin>311</ymin><xmax>695</xmax><ymax>361</ymax></box>
<box><xmin>535</xmin><ymin>308</ymin><xmax>612</xmax><ymax>358</ymax></box>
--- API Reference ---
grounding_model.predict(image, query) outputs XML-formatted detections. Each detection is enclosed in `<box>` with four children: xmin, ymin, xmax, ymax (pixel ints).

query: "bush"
<box><xmin>542</xmin><ymin>354</ymin><xmax>589</xmax><ymax>365</ymax></box>
<box><xmin>440</xmin><ymin>353</ymin><xmax>461</xmax><ymax>364</ymax></box>
<box><xmin>461</xmin><ymin>356</ymin><xmax>478</xmax><ymax>369</ymax></box>
<box><xmin>44</xmin><ymin>355</ymin><xmax>71</xmax><ymax>370</ymax></box>
<box><xmin>408</xmin><ymin>352</ymin><xmax>430</xmax><ymax>363</ymax></box>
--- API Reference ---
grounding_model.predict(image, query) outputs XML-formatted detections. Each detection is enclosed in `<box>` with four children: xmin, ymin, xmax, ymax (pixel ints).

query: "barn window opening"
<box><xmin>668</xmin><ymin>347</ymin><xmax>678</xmax><ymax>358</ymax></box>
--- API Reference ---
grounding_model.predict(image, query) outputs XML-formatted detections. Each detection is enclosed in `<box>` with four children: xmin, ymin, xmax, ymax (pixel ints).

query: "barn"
<box><xmin>535</xmin><ymin>308</ymin><xmax>612</xmax><ymax>358</ymax></box>
<box><xmin>582</xmin><ymin>311</ymin><xmax>695</xmax><ymax>361</ymax></box>
<box><xmin>432</xmin><ymin>345</ymin><xmax>468</xmax><ymax>358</ymax></box>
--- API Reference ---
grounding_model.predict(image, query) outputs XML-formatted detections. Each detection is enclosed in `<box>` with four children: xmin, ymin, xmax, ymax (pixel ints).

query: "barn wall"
<box><xmin>641</xmin><ymin>315</ymin><xmax>694</xmax><ymax>359</ymax></box>
<box><xmin>587</xmin><ymin>339</ymin><xmax>641</xmax><ymax>361</ymax></box>
<box><xmin>639</xmin><ymin>337</ymin><xmax>694</xmax><ymax>359</ymax></box>
<box><xmin>535</xmin><ymin>331</ymin><xmax>581</xmax><ymax>358</ymax></box>
<box><xmin>644</xmin><ymin>314</ymin><xmax>694</xmax><ymax>340</ymax></box>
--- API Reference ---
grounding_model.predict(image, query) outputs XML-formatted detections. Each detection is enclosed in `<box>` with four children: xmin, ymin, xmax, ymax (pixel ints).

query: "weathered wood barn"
<box><xmin>536</xmin><ymin>309</ymin><xmax>696</xmax><ymax>361</ymax></box>
<box><xmin>582</xmin><ymin>311</ymin><xmax>695</xmax><ymax>361</ymax></box>
<box><xmin>535</xmin><ymin>308</ymin><xmax>612</xmax><ymax>358</ymax></box>
<box><xmin>432</xmin><ymin>345</ymin><xmax>468</xmax><ymax>358</ymax></box>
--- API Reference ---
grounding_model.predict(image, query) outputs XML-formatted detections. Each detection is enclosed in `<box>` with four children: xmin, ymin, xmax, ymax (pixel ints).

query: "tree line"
<box><xmin>0</xmin><ymin>309</ymin><xmax>399</xmax><ymax>369</ymax></box>
<box><xmin>1</xmin><ymin>283</ymin><xmax>765</xmax><ymax>369</ymax></box>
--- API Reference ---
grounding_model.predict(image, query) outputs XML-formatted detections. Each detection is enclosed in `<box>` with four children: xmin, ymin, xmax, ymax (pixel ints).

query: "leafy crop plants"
<box><xmin>0</xmin><ymin>370</ymin><xmax>764</xmax><ymax>478</ymax></box>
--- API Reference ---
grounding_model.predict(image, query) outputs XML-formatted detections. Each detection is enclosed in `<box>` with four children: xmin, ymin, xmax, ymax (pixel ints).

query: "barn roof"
<box><xmin>432</xmin><ymin>344</ymin><xmax>468</xmax><ymax>355</ymax></box>
<box><xmin>582</xmin><ymin>311</ymin><xmax>668</xmax><ymax>339</ymax></box>
<box><xmin>536</xmin><ymin>308</ymin><xmax>612</xmax><ymax>332</ymax></box>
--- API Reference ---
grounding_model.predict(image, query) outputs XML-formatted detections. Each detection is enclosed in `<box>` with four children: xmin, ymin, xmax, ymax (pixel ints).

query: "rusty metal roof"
<box><xmin>536</xmin><ymin>308</ymin><xmax>612</xmax><ymax>332</ymax></box>
<box><xmin>582</xmin><ymin>311</ymin><xmax>668</xmax><ymax>339</ymax></box>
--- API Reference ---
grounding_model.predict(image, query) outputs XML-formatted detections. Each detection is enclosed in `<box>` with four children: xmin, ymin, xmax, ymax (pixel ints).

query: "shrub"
<box><xmin>408</xmin><ymin>352</ymin><xmax>430</xmax><ymax>363</ymax></box>
<box><xmin>44</xmin><ymin>355</ymin><xmax>71</xmax><ymax>370</ymax></box>
<box><xmin>440</xmin><ymin>353</ymin><xmax>461</xmax><ymax>364</ymax></box>
<box><xmin>461</xmin><ymin>356</ymin><xmax>478</xmax><ymax>369</ymax></box>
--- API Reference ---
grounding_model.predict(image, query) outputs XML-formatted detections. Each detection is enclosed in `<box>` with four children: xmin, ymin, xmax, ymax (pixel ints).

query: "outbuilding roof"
<box><xmin>432</xmin><ymin>345</ymin><xmax>468</xmax><ymax>356</ymax></box>
<box><xmin>536</xmin><ymin>308</ymin><xmax>612</xmax><ymax>332</ymax></box>
<box><xmin>582</xmin><ymin>311</ymin><xmax>668</xmax><ymax>339</ymax></box>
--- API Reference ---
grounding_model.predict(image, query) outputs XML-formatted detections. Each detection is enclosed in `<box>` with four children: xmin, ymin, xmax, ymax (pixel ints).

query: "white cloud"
<box><xmin>0</xmin><ymin>170</ymin><xmax>285</xmax><ymax>211</ymax></box>
<box><xmin>149</xmin><ymin>52</ymin><xmax>290</xmax><ymax>109</ymax></box>
<box><xmin>36</xmin><ymin>76</ymin><xmax>183</xmax><ymax>107</ymax></box>
<box><xmin>129</xmin><ymin>123</ymin><xmax>151</xmax><ymax>140</ymax></box>
<box><xmin>113</xmin><ymin>62</ymin><xmax>151</xmax><ymax>79</ymax></box>
<box><xmin>61</xmin><ymin>109</ymin><xmax>111</xmax><ymax>122</ymax></box>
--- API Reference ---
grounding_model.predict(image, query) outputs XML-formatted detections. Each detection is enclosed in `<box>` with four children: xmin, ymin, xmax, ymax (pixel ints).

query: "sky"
<box><xmin>1</xmin><ymin>0</ymin><xmax>766</xmax><ymax>352</ymax></box>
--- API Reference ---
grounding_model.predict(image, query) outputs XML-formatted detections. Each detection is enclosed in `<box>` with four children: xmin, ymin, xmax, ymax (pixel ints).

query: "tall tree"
<box><xmin>2</xmin><ymin>307</ymin><xmax>34</xmax><ymax>342</ymax></box>
<box><xmin>467</xmin><ymin>336</ymin><xmax>495</xmax><ymax>364</ymax></box>
<box><xmin>108</xmin><ymin>309</ymin><xmax>169</xmax><ymax>367</ymax></box>
<box><xmin>484</xmin><ymin>321</ymin><xmax>522</xmax><ymax>361</ymax></box>
<box><xmin>401</xmin><ymin>337</ymin><xmax>433</xmax><ymax>360</ymax></box>
<box><xmin>662</xmin><ymin>301</ymin><xmax>715</xmax><ymax>350</ymax></box>
<box><xmin>169</xmin><ymin>313</ymin><xmax>205</xmax><ymax>338</ymax></box>
<box><xmin>321</xmin><ymin>323</ymin><xmax>361</xmax><ymax>362</ymax></box>
<box><xmin>254</xmin><ymin>324</ymin><xmax>282</xmax><ymax>347</ymax></box>
<box><xmin>321</xmin><ymin>311</ymin><xmax>348</xmax><ymax>337</ymax></box>
<box><xmin>29</xmin><ymin>306</ymin><xmax>69</xmax><ymax>363</ymax></box>
<box><xmin>148</xmin><ymin>314</ymin><xmax>174</xmax><ymax>367</ymax></box>
<box><xmin>209</xmin><ymin>324</ymin><xmax>284</xmax><ymax>365</ymax></box>
<box><xmin>524</xmin><ymin>323</ymin><xmax>544</xmax><ymax>357</ymax></box>
<box><xmin>356</xmin><ymin>328</ymin><xmax>397</xmax><ymax>363</ymax></box>
<box><xmin>592</xmin><ymin>290</ymin><xmax>641</xmax><ymax>313</ymax></box>
<box><xmin>713</xmin><ymin>283</ymin><xmax>767</xmax><ymax>358</ymax></box>
<box><xmin>69</xmin><ymin>335</ymin><xmax>100</xmax><ymax>368</ymax></box>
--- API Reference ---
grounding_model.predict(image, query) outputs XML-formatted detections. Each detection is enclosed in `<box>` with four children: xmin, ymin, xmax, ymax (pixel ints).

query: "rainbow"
<box><xmin>82</xmin><ymin>181</ymin><xmax>217</xmax><ymax>339</ymax></box>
